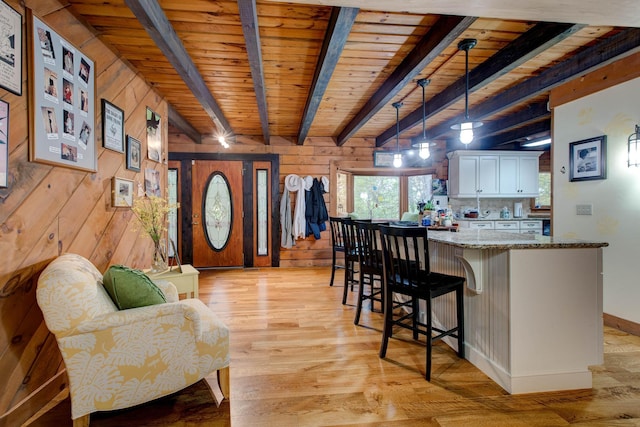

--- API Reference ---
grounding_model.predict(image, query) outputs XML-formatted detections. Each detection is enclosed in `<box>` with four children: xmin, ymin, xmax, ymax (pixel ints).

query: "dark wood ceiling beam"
<box><xmin>297</xmin><ymin>7</ymin><xmax>359</xmax><ymax>146</ymax></box>
<box><xmin>470</xmin><ymin>120</ymin><xmax>551</xmax><ymax>150</ymax></box>
<box><xmin>337</xmin><ymin>15</ymin><xmax>477</xmax><ymax>146</ymax></box>
<box><xmin>238</xmin><ymin>0</ymin><xmax>270</xmax><ymax>145</ymax></box>
<box><xmin>124</xmin><ymin>0</ymin><xmax>233</xmax><ymax>136</ymax></box>
<box><xmin>376</xmin><ymin>22</ymin><xmax>584</xmax><ymax>147</ymax></box>
<box><xmin>473</xmin><ymin>101</ymin><xmax>550</xmax><ymax>139</ymax></box>
<box><xmin>167</xmin><ymin>104</ymin><xmax>201</xmax><ymax>144</ymax></box>
<box><xmin>430</xmin><ymin>27</ymin><xmax>640</xmax><ymax>142</ymax></box>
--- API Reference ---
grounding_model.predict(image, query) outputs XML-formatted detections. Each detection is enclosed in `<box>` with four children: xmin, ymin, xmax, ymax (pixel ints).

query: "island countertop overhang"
<box><xmin>427</xmin><ymin>229</ymin><xmax>609</xmax><ymax>250</ymax></box>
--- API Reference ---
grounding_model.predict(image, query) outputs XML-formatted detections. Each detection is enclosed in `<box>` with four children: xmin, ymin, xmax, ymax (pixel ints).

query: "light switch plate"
<box><xmin>576</xmin><ymin>204</ymin><xmax>593</xmax><ymax>215</ymax></box>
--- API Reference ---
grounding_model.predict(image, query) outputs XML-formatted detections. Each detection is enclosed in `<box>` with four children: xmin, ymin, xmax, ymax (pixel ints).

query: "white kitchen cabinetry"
<box><xmin>448</xmin><ymin>153</ymin><xmax>499</xmax><ymax>198</ymax></box>
<box><xmin>448</xmin><ymin>150</ymin><xmax>542</xmax><ymax>198</ymax></box>
<box><xmin>457</xmin><ymin>220</ymin><xmax>494</xmax><ymax>229</ymax></box>
<box><xmin>499</xmin><ymin>155</ymin><xmax>540</xmax><ymax>197</ymax></box>
<box><xmin>520</xmin><ymin>220</ymin><xmax>543</xmax><ymax>235</ymax></box>
<box><xmin>494</xmin><ymin>220</ymin><xmax>520</xmax><ymax>233</ymax></box>
<box><xmin>457</xmin><ymin>219</ymin><xmax>544</xmax><ymax>235</ymax></box>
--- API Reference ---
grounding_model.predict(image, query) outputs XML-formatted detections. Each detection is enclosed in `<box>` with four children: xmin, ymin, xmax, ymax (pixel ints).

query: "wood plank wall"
<box><xmin>168</xmin><ymin>133</ymin><xmax>449</xmax><ymax>268</ymax></box>
<box><xmin>0</xmin><ymin>1</ymin><xmax>167</xmax><ymax>425</ymax></box>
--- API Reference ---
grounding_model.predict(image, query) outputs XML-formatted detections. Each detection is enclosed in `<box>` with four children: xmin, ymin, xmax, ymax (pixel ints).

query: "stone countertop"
<box><xmin>457</xmin><ymin>217</ymin><xmax>549</xmax><ymax>221</ymax></box>
<box><xmin>428</xmin><ymin>229</ymin><xmax>608</xmax><ymax>250</ymax></box>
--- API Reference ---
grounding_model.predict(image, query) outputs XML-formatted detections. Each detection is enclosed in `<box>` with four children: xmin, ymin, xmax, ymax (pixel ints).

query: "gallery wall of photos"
<box><xmin>0</xmin><ymin>2</ymin><xmax>165</xmax><ymax>201</ymax></box>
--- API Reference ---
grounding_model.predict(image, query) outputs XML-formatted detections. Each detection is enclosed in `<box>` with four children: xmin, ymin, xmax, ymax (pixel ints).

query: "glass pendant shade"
<box><xmin>393</xmin><ymin>153</ymin><xmax>403</xmax><ymax>167</ymax></box>
<box><xmin>459</xmin><ymin>122</ymin><xmax>474</xmax><ymax>145</ymax></box>
<box><xmin>411</xmin><ymin>78</ymin><xmax>434</xmax><ymax>160</ymax></box>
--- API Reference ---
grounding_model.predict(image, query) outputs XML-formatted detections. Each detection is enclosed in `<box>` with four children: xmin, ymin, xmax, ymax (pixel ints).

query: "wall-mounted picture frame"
<box><xmin>144</xmin><ymin>167</ymin><xmax>161</xmax><ymax>197</ymax></box>
<box><xmin>126</xmin><ymin>135</ymin><xmax>141</xmax><ymax>172</ymax></box>
<box><xmin>569</xmin><ymin>135</ymin><xmax>607</xmax><ymax>182</ymax></box>
<box><xmin>102</xmin><ymin>99</ymin><xmax>124</xmax><ymax>153</ymax></box>
<box><xmin>27</xmin><ymin>9</ymin><xmax>96</xmax><ymax>172</ymax></box>
<box><xmin>0</xmin><ymin>1</ymin><xmax>22</xmax><ymax>96</ymax></box>
<box><xmin>146</xmin><ymin>107</ymin><xmax>161</xmax><ymax>162</ymax></box>
<box><xmin>373</xmin><ymin>151</ymin><xmax>394</xmax><ymax>167</ymax></box>
<box><xmin>111</xmin><ymin>176</ymin><xmax>134</xmax><ymax>207</ymax></box>
<box><xmin>0</xmin><ymin>99</ymin><xmax>8</xmax><ymax>187</ymax></box>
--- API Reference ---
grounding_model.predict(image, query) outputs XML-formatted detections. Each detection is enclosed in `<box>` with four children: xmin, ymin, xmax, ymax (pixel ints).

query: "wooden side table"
<box><xmin>146</xmin><ymin>264</ymin><xmax>200</xmax><ymax>299</ymax></box>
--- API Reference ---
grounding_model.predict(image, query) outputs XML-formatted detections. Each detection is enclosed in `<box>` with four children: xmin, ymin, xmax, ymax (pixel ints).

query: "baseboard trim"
<box><xmin>604</xmin><ymin>313</ymin><xmax>640</xmax><ymax>336</ymax></box>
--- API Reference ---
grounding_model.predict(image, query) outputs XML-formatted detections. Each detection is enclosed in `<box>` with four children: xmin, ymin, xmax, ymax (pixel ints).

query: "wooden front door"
<box><xmin>192</xmin><ymin>160</ymin><xmax>244</xmax><ymax>268</ymax></box>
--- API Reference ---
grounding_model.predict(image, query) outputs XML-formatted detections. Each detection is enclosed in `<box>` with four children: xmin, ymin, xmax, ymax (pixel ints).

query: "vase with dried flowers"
<box><xmin>131</xmin><ymin>195</ymin><xmax>178</xmax><ymax>273</ymax></box>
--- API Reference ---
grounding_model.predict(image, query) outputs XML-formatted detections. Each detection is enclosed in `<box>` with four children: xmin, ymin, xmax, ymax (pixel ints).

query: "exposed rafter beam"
<box><xmin>471</xmin><ymin>120</ymin><xmax>551</xmax><ymax>150</ymax></box>
<box><xmin>238</xmin><ymin>0</ymin><xmax>270</xmax><ymax>145</ymax></box>
<box><xmin>298</xmin><ymin>7</ymin><xmax>359</xmax><ymax>145</ymax></box>
<box><xmin>337</xmin><ymin>15</ymin><xmax>476</xmax><ymax>146</ymax></box>
<box><xmin>376</xmin><ymin>22</ymin><xmax>584</xmax><ymax>147</ymax></box>
<box><xmin>124</xmin><ymin>0</ymin><xmax>233</xmax><ymax>136</ymax></box>
<box><xmin>431</xmin><ymin>27</ymin><xmax>640</xmax><ymax>143</ymax></box>
<box><xmin>167</xmin><ymin>104</ymin><xmax>201</xmax><ymax>144</ymax></box>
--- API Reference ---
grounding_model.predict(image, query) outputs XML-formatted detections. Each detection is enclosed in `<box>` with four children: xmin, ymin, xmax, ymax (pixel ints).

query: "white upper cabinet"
<box><xmin>448</xmin><ymin>150</ymin><xmax>542</xmax><ymax>198</ymax></box>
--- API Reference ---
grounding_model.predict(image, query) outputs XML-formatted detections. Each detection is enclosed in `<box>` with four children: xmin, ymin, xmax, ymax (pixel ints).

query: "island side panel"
<box><xmin>509</xmin><ymin>247</ymin><xmax>604</xmax><ymax>393</ymax></box>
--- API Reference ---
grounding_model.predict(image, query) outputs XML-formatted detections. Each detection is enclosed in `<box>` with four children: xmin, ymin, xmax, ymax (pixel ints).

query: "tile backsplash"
<box><xmin>449</xmin><ymin>198</ymin><xmax>533</xmax><ymax>219</ymax></box>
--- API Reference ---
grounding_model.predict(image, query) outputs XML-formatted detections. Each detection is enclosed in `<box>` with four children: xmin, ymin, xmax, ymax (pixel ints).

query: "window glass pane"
<box><xmin>353</xmin><ymin>176</ymin><xmax>399</xmax><ymax>220</ymax></box>
<box><xmin>204</xmin><ymin>173</ymin><xmax>232</xmax><ymax>250</ymax></box>
<box><xmin>407</xmin><ymin>174</ymin><xmax>432</xmax><ymax>213</ymax></box>
<box><xmin>536</xmin><ymin>172</ymin><xmax>551</xmax><ymax>207</ymax></box>
<box><xmin>257</xmin><ymin>169</ymin><xmax>268</xmax><ymax>256</ymax></box>
<box><xmin>337</xmin><ymin>172</ymin><xmax>348</xmax><ymax>216</ymax></box>
<box><xmin>168</xmin><ymin>169</ymin><xmax>178</xmax><ymax>257</ymax></box>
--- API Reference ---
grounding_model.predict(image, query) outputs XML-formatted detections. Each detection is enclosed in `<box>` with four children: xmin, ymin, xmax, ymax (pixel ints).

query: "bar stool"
<box><xmin>328</xmin><ymin>217</ymin><xmax>346</xmax><ymax>287</ymax></box>
<box><xmin>353</xmin><ymin>221</ymin><xmax>385</xmax><ymax>325</ymax></box>
<box><xmin>340</xmin><ymin>218</ymin><xmax>360</xmax><ymax>305</ymax></box>
<box><xmin>378</xmin><ymin>225</ymin><xmax>465</xmax><ymax>381</ymax></box>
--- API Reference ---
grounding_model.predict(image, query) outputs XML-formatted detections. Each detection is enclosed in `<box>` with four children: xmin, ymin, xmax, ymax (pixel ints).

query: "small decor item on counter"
<box><xmin>131</xmin><ymin>195</ymin><xmax>179</xmax><ymax>273</ymax></box>
<box><xmin>500</xmin><ymin>207</ymin><xmax>511</xmax><ymax>219</ymax></box>
<box><xmin>514</xmin><ymin>202</ymin><xmax>523</xmax><ymax>218</ymax></box>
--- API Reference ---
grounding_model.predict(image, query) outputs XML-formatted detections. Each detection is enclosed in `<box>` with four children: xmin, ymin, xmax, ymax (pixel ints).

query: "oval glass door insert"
<box><xmin>203</xmin><ymin>172</ymin><xmax>232</xmax><ymax>251</ymax></box>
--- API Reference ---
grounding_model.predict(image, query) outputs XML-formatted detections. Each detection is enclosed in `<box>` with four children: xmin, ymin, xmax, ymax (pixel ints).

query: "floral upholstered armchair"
<box><xmin>36</xmin><ymin>253</ymin><xmax>230</xmax><ymax>427</ymax></box>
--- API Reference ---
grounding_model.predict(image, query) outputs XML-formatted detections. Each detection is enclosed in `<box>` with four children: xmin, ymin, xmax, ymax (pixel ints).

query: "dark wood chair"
<box><xmin>378</xmin><ymin>225</ymin><xmax>465</xmax><ymax>381</ymax></box>
<box><xmin>353</xmin><ymin>221</ymin><xmax>386</xmax><ymax>325</ymax></box>
<box><xmin>340</xmin><ymin>218</ymin><xmax>361</xmax><ymax>305</ymax></box>
<box><xmin>328</xmin><ymin>217</ymin><xmax>346</xmax><ymax>287</ymax></box>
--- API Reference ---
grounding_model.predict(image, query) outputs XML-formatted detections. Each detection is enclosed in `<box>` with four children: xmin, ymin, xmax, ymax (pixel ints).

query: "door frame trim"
<box><xmin>169</xmin><ymin>152</ymin><xmax>280</xmax><ymax>267</ymax></box>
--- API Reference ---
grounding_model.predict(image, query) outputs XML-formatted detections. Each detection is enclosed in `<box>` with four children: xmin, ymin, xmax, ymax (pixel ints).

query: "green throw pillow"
<box><xmin>102</xmin><ymin>265</ymin><xmax>166</xmax><ymax>310</ymax></box>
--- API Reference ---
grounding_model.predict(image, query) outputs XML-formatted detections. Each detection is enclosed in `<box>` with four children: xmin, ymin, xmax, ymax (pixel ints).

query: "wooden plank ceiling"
<box><xmin>65</xmin><ymin>0</ymin><xmax>640</xmax><ymax>150</ymax></box>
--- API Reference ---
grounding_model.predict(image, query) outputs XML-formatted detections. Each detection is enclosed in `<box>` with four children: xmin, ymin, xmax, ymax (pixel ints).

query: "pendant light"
<box><xmin>392</xmin><ymin>102</ymin><xmax>403</xmax><ymax>168</ymax></box>
<box><xmin>451</xmin><ymin>39</ymin><xmax>483</xmax><ymax>145</ymax></box>
<box><xmin>411</xmin><ymin>78</ymin><xmax>435</xmax><ymax>159</ymax></box>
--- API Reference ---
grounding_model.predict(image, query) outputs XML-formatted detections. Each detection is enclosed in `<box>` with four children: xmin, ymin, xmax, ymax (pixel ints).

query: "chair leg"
<box><xmin>329</xmin><ymin>249</ymin><xmax>337</xmax><ymax>286</ymax></box>
<box><xmin>412</xmin><ymin>298</ymin><xmax>419</xmax><ymax>340</ymax></box>
<box><xmin>456</xmin><ymin>286</ymin><xmax>465</xmax><ymax>358</ymax></box>
<box><xmin>379</xmin><ymin>290</ymin><xmax>393</xmax><ymax>358</ymax></box>
<box><xmin>426</xmin><ymin>306</ymin><xmax>433</xmax><ymax>381</ymax></box>
<box><xmin>73</xmin><ymin>414</ymin><xmax>90</xmax><ymax>427</ymax></box>
<box><xmin>204</xmin><ymin>366</ymin><xmax>230</xmax><ymax>407</ymax></box>
<box><xmin>354</xmin><ymin>269</ymin><xmax>365</xmax><ymax>325</ymax></box>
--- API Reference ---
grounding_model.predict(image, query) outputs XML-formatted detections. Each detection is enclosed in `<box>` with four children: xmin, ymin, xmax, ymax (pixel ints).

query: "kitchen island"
<box><xmin>426</xmin><ymin>229</ymin><xmax>608</xmax><ymax>394</ymax></box>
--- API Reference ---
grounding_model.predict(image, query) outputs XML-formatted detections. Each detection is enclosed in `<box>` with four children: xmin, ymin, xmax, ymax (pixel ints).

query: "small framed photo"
<box><xmin>126</xmin><ymin>135</ymin><xmax>141</xmax><ymax>172</ymax></box>
<box><xmin>0</xmin><ymin>99</ymin><xmax>8</xmax><ymax>188</ymax></box>
<box><xmin>146</xmin><ymin>107</ymin><xmax>161</xmax><ymax>162</ymax></box>
<box><xmin>144</xmin><ymin>167</ymin><xmax>161</xmax><ymax>197</ymax></box>
<box><xmin>111</xmin><ymin>176</ymin><xmax>134</xmax><ymax>207</ymax></box>
<box><xmin>569</xmin><ymin>135</ymin><xmax>607</xmax><ymax>182</ymax></box>
<box><xmin>102</xmin><ymin>99</ymin><xmax>124</xmax><ymax>152</ymax></box>
<box><xmin>373</xmin><ymin>151</ymin><xmax>394</xmax><ymax>167</ymax></box>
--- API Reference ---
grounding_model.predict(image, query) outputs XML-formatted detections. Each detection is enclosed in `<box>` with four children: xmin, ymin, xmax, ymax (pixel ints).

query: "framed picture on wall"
<box><xmin>569</xmin><ymin>135</ymin><xmax>607</xmax><ymax>182</ymax></box>
<box><xmin>0</xmin><ymin>1</ymin><xmax>22</xmax><ymax>96</ymax></box>
<box><xmin>144</xmin><ymin>167</ymin><xmax>161</xmax><ymax>197</ymax></box>
<box><xmin>26</xmin><ymin>9</ymin><xmax>96</xmax><ymax>172</ymax></box>
<box><xmin>0</xmin><ymin>99</ymin><xmax>8</xmax><ymax>187</ymax></box>
<box><xmin>126</xmin><ymin>135</ymin><xmax>141</xmax><ymax>172</ymax></box>
<box><xmin>102</xmin><ymin>99</ymin><xmax>124</xmax><ymax>153</ymax></box>
<box><xmin>146</xmin><ymin>107</ymin><xmax>161</xmax><ymax>162</ymax></box>
<box><xmin>111</xmin><ymin>176</ymin><xmax>134</xmax><ymax>207</ymax></box>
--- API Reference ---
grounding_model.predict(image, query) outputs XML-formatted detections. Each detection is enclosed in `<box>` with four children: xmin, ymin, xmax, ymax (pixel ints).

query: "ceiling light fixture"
<box><xmin>392</xmin><ymin>101</ymin><xmax>403</xmax><ymax>168</ymax></box>
<box><xmin>451</xmin><ymin>39</ymin><xmax>483</xmax><ymax>145</ymax></box>
<box><xmin>628</xmin><ymin>124</ymin><xmax>640</xmax><ymax>167</ymax></box>
<box><xmin>412</xmin><ymin>78</ymin><xmax>435</xmax><ymax>160</ymax></box>
<box><xmin>521</xmin><ymin>137</ymin><xmax>552</xmax><ymax>148</ymax></box>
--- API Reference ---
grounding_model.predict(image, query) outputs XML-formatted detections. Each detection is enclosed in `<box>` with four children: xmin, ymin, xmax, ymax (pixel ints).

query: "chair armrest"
<box><xmin>152</xmin><ymin>279</ymin><xmax>179</xmax><ymax>302</ymax></box>
<box><xmin>61</xmin><ymin>302</ymin><xmax>198</xmax><ymax>337</ymax></box>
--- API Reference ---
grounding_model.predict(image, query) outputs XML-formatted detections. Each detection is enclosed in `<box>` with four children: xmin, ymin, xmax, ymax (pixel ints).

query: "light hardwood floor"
<box><xmin>32</xmin><ymin>267</ymin><xmax>640</xmax><ymax>426</ymax></box>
